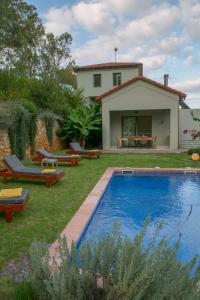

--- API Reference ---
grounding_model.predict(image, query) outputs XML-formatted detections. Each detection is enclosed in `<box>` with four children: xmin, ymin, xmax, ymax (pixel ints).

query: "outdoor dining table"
<box><xmin>117</xmin><ymin>136</ymin><xmax>156</xmax><ymax>148</ymax></box>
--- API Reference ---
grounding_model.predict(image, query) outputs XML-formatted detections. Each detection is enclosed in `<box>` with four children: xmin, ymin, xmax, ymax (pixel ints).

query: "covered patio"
<box><xmin>98</xmin><ymin>76</ymin><xmax>185</xmax><ymax>151</ymax></box>
<box><xmin>110</xmin><ymin>109</ymin><xmax>170</xmax><ymax>149</ymax></box>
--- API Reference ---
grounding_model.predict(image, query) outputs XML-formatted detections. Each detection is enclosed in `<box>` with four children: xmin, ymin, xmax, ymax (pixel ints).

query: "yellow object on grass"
<box><xmin>42</xmin><ymin>169</ymin><xmax>57</xmax><ymax>174</ymax></box>
<box><xmin>191</xmin><ymin>153</ymin><xmax>199</xmax><ymax>161</ymax></box>
<box><xmin>0</xmin><ymin>188</ymin><xmax>22</xmax><ymax>198</ymax></box>
<box><xmin>71</xmin><ymin>155</ymin><xmax>80</xmax><ymax>157</ymax></box>
<box><xmin>90</xmin><ymin>149</ymin><xmax>99</xmax><ymax>152</ymax></box>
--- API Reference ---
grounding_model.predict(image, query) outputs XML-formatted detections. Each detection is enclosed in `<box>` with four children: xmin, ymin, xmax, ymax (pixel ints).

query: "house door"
<box><xmin>136</xmin><ymin>116</ymin><xmax>152</xmax><ymax>136</ymax></box>
<box><xmin>122</xmin><ymin>116</ymin><xmax>136</xmax><ymax>136</ymax></box>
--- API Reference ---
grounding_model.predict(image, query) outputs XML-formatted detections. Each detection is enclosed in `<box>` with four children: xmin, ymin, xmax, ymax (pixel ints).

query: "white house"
<box><xmin>74</xmin><ymin>62</ymin><xmax>200</xmax><ymax>151</ymax></box>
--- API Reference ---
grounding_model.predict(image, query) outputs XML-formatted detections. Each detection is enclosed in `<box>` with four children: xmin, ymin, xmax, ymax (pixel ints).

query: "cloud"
<box><xmin>173</xmin><ymin>78</ymin><xmax>200</xmax><ymax>94</ymax></box>
<box><xmin>141</xmin><ymin>55</ymin><xmax>168</xmax><ymax>72</ymax></box>
<box><xmin>71</xmin><ymin>4</ymin><xmax>181</xmax><ymax>71</ymax></box>
<box><xmin>117</xmin><ymin>6</ymin><xmax>179</xmax><ymax>47</ymax></box>
<box><xmin>185</xmin><ymin>19</ymin><xmax>200</xmax><ymax>40</ymax></box>
<box><xmin>104</xmin><ymin>0</ymin><xmax>155</xmax><ymax>15</ymax></box>
<box><xmin>44</xmin><ymin>6</ymin><xmax>74</xmax><ymax>35</ymax></box>
<box><xmin>71</xmin><ymin>2</ymin><xmax>115</xmax><ymax>34</ymax></box>
<box><xmin>173</xmin><ymin>78</ymin><xmax>200</xmax><ymax>108</ymax></box>
<box><xmin>72</xmin><ymin>35</ymin><xmax>118</xmax><ymax>64</ymax></box>
<box><xmin>182</xmin><ymin>46</ymin><xmax>200</xmax><ymax>66</ymax></box>
<box><xmin>186</xmin><ymin>95</ymin><xmax>200</xmax><ymax>108</ymax></box>
<box><xmin>151</xmin><ymin>36</ymin><xmax>184</xmax><ymax>56</ymax></box>
<box><xmin>43</xmin><ymin>0</ymin><xmax>200</xmax><ymax>95</ymax></box>
<box><xmin>179</xmin><ymin>0</ymin><xmax>200</xmax><ymax>41</ymax></box>
<box><xmin>183</xmin><ymin>46</ymin><xmax>194</xmax><ymax>57</ymax></box>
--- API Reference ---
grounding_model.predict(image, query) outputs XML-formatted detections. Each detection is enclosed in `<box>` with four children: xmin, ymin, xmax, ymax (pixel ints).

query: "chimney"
<box><xmin>138</xmin><ymin>63</ymin><xmax>143</xmax><ymax>76</ymax></box>
<box><xmin>164</xmin><ymin>74</ymin><xmax>169</xmax><ymax>86</ymax></box>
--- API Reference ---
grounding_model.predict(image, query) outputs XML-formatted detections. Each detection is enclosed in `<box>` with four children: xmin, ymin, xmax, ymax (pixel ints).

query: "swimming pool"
<box><xmin>78</xmin><ymin>171</ymin><xmax>200</xmax><ymax>264</ymax></box>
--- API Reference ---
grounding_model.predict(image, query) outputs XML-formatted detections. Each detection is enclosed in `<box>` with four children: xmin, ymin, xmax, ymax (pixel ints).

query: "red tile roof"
<box><xmin>74</xmin><ymin>62</ymin><xmax>142</xmax><ymax>72</ymax></box>
<box><xmin>96</xmin><ymin>75</ymin><xmax>187</xmax><ymax>101</ymax></box>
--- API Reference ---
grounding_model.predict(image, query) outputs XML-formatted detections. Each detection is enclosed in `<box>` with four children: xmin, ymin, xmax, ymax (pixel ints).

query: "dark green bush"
<box><xmin>15</xmin><ymin>222</ymin><xmax>200</xmax><ymax>300</ymax></box>
<box><xmin>0</xmin><ymin>102</ymin><xmax>37</xmax><ymax>159</ymax></box>
<box><xmin>188</xmin><ymin>148</ymin><xmax>200</xmax><ymax>155</ymax></box>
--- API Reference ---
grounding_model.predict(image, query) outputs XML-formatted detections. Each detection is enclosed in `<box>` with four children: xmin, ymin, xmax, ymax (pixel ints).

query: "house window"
<box><xmin>122</xmin><ymin>116</ymin><xmax>152</xmax><ymax>137</ymax></box>
<box><xmin>136</xmin><ymin>116</ymin><xmax>152</xmax><ymax>136</ymax></box>
<box><xmin>122</xmin><ymin>116</ymin><xmax>136</xmax><ymax>137</ymax></box>
<box><xmin>93</xmin><ymin>74</ymin><xmax>101</xmax><ymax>87</ymax></box>
<box><xmin>113</xmin><ymin>73</ymin><xmax>121</xmax><ymax>86</ymax></box>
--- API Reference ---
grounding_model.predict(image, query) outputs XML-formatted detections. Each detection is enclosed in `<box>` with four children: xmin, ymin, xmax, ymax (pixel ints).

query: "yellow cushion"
<box><xmin>0</xmin><ymin>188</ymin><xmax>22</xmax><ymax>198</ymax></box>
<box><xmin>41</xmin><ymin>169</ymin><xmax>57</xmax><ymax>174</ymax></box>
<box><xmin>71</xmin><ymin>155</ymin><xmax>80</xmax><ymax>157</ymax></box>
<box><xmin>90</xmin><ymin>149</ymin><xmax>99</xmax><ymax>152</ymax></box>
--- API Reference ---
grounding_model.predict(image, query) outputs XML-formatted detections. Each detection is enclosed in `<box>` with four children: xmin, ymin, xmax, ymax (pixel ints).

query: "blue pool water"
<box><xmin>78</xmin><ymin>172</ymin><xmax>200</xmax><ymax>264</ymax></box>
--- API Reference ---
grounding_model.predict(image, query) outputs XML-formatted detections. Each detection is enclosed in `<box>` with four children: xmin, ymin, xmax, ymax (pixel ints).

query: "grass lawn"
<box><xmin>0</xmin><ymin>152</ymin><xmax>200</xmax><ymax>298</ymax></box>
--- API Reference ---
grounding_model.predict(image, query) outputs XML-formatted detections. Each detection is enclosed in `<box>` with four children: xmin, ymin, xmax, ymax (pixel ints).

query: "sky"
<box><xmin>27</xmin><ymin>0</ymin><xmax>200</xmax><ymax>108</ymax></box>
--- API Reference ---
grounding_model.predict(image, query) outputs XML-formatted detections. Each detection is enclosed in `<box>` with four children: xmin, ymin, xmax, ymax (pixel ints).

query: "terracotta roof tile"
<box><xmin>74</xmin><ymin>62</ymin><xmax>142</xmax><ymax>72</ymax></box>
<box><xmin>96</xmin><ymin>75</ymin><xmax>187</xmax><ymax>101</ymax></box>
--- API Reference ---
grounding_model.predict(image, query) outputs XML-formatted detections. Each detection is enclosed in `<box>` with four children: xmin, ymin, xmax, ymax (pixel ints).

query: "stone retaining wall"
<box><xmin>0</xmin><ymin>119</ymin><xmax>64</xmax><ymax>162</ymax></box>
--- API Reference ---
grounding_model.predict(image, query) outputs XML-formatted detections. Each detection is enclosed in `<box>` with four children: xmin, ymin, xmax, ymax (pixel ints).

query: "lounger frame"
<box><xmin>32</xmin><ymin>155</ymin><xmax>81</xmax><ymax>166</ymax></box>
<box><xmin>0</xmin><ymin>168</ymin><xmax>64</xmax><ymax>188</ymax></box>
<box><xmin>67</xmin><ymin>150</ymin><xmax>100</xmax><ymax>159</ymax></box>
<box><xmin>0</xmin><ymin>196</ymin><xmax>29</xmax><ymax>222</ymax></box>
<box><xmin>68</xmin><ymin>142</ymin><xmax>101</xmax><ymax>159</ymax></box>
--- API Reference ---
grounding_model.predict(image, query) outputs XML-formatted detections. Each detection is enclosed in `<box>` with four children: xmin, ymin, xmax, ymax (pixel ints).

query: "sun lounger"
<box><xmin>0</xmin><ymin>155</ymin><xmax>65</xmax><ymax>187</ymax></box>
<box><xmin>32</xmin><ymin>149</ymin><xmax>81</xmax><ymax>166</ymax></box>
<box><xmin>0</xmin><ymin>189</ymin><xmax>29</xmax><ymax>222</ymax></box>
<box><xmin>68</xmin><ymin>142</ymin><xmax>101</xmax><ymax>159</ymax></box>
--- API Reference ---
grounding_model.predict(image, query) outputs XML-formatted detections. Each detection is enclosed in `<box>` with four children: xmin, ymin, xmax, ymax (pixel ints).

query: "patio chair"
<box><xmin>0</xmin><ymin>188</ymin><xmax>29</xmax><ymax>222</ymax></box>
<box><xmin>68</xmin><ymin>142</ymin><xmax>101</xmax><ymax>159</ymax></box>
<box><xmin>33</xmin><ymin>149</ymin><xmax>81</xmax><ymax>166</ymax></box>
<box><xmin>152</xmin><ymin>136</ymin><xmax>157</xmax><ymax>148</ymax></box>
<box><xmin>0</xmin><ymin>155</ymin><xmax>65</xmax><ymax>187</ymax></box>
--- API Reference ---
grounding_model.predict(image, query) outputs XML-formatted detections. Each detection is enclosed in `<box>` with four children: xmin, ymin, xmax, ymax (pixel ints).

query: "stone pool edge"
<box><xmin>49</xmin><ymin>167</ymin><xmax>200</xmax><ymax>259</ymax></box>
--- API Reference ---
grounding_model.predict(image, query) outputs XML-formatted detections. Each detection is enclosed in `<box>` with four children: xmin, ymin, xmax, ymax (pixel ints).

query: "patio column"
<box><xmin>169</xmin><ymin>108</ymin><xmax>179</xmax><ymax>150</ymax></box>
<box><xmin>102</xmin><ymin>109</ymin><xmax>111</xmax><ymax>150</ymax></box>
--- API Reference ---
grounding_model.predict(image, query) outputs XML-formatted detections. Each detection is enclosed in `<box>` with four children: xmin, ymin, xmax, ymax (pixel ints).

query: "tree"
<box><xmin>57</xmin><ymin>64</ymin><xmax>77</xmax><ymax>88</ymax></box>
<box><xmin>0</xmin><ymin>0</ymin><xmax>44</xmax><ymax>73</ymax></box>
<box><xmin>60</xmin><ymin>104</ymin><xmax>102</xmax><ymax>148</ymax></box>
<box><xmin>0</xmin><ymin>0</ymin><xmax>72</xmax><ymax>78</ymax></box>
<box><xmin>39</xmin><ymin>33</ymin><xmax>72</xmax><ymax>78</ymax></box>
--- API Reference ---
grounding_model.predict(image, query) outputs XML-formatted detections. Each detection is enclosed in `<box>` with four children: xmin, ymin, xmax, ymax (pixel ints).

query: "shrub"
<box><xmin>0</xmin><ymin>102</ymin><xmax>37</xmax><ymax>159</ymax></box>
<box><xmin>59</xmin><ymin>103</ymin><xmax>101</xmax><ymax>148</ymax></box>
<box><xmin>188</xmin><ymin>148</ymin><xmax>200</xmax><ymax>155</ymax></box>
<box><xmin>12</xmin><ymin>281</ymin><xmax>38</xmax><ymax>300</ymax></box>
<box><xmin>16</xmin><ymin>222</ymin><xmax>200</xmax><ymax>300</ymax></box>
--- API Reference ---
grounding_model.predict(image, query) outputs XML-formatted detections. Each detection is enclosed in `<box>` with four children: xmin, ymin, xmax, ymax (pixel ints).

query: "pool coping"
<box><xmin>49</xmin><ymin>167</ymin><xmax>200</xmax><ymax>259</ymax></box>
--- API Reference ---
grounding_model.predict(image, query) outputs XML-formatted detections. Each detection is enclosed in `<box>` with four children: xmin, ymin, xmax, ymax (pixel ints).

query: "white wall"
<box><xmin>77</xmin><ymin>67</ymin><xmax>140</xmax><ymax>98</ymax></box>
<box><xmin>179</xmin><ymin>109</ymin><xmax>200</xmax><ymax>149</ymax></box>
<box><xmin>102</xmin><ymin>80</ymin><xmax>179</xmax><ymax>150</ymax></box>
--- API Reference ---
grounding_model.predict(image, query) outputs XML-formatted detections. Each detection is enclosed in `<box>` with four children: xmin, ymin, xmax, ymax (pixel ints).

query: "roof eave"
<box><xmin>74</xmin><ymin>63</ymin><xmax>143</xmax><ymax>73</ymax></box>
<box><xmin>96</xmin><ymin>76</ymin><xmax>186</xmax><ymax>101</ymax></box>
